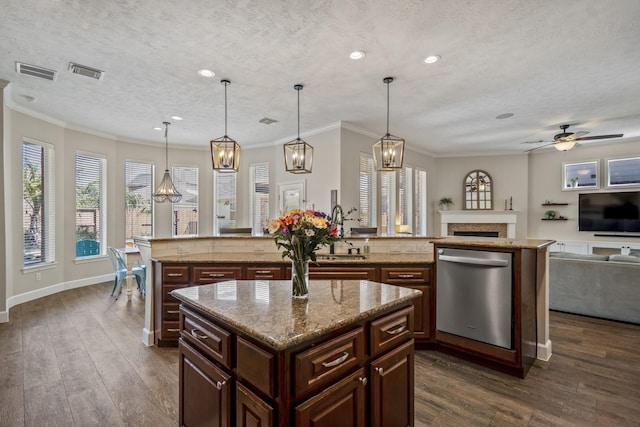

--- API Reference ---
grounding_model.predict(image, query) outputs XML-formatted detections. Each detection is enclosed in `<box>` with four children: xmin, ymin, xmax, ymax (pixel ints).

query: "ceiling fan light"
<box><xmin>554</xmin><ymin>140</ymin><xmax>576</xmax><ymax>151</ymax></box>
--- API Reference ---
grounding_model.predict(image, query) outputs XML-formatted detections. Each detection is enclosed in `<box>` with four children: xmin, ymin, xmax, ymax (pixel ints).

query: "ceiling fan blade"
<box><xmin>524</xmin><ymin>142</ymin><xmax>554</xmax><ymax>152</ymax></box>
<box><xmin>521</xmin><ymin>139</ymin><xmax>552</xmax><ymax>144</ymax></box>
<box><xmin>575</xmin><ymin>131</ymin><xmax>589</xmax><ymax>137</ymax></box>
<box><xmin>575</xmin><ymin>134</ymin><xmax>623</xmax><ymax>141</ymax></box>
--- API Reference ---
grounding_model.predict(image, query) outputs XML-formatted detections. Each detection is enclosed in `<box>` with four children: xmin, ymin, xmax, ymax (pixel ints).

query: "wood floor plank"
<box><xmin>24</xmin><ymin>379</ymin><xmax>74</xmax><ymax>427</ymax></box>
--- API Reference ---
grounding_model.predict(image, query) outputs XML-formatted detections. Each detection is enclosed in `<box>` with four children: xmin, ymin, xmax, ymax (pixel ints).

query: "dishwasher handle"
<box><xmin>438</xmin><ymin>254</ymin><xmax>509</xmax><ymax>267</ymax></box>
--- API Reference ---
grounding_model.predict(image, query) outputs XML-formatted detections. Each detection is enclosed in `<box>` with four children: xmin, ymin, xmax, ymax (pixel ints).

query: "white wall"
<box><xmin>527</xmin><ymin>139</ymin><xmax>640</xmax><ymax>242</ymax></box>
<box><xmin>435</xmin><ymin>154</ymin><xmax>530</xmax><ymax>238</ymax></box>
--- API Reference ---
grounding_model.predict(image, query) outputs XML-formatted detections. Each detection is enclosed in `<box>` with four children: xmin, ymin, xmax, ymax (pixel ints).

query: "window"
<box><xmin>606</xmin><ymin>157</ymin><xmax>640</xmax><ymax>187</ymax></box>
<box><xmin>379</xmin><ymin>170</ymin><xmax>396</xmax><ymax>235</ymax></box>
<box><xmin>125</xmin><ymin>161</ymin><xmax>153</xmax><ymax>239</ymax></box>
<box><xmin>250</xmin><ymin>163</ymin><xmax>270</xmax><ymax>235</ymax></box>
<box><xmin>23</xmin><ymin>140</ymin><xmax>55</xmax><ymax>266</ymax></box>
<box><xmin>172</xmin><ymin>166</ymin><xmax>199</xmax><ymax>236</ymax></box>
<box><xmin>358</xmin><ymin>154</ymin><xmax>377</xmax><ymax>227</ymax></box>
<box><xmin>214</xmin><ymin>171</ymin><xmax>237</xmax><ymax>233</ymax></box>
<box><xmin>75</xmin><ymin>152</ymin><xmax>106</xmax><ymax>257</ymax></box>
<box><xmin>398</xmin><ymin>165</ymin><xmax>413</xmax><ymax>233</ymax></box>
<box><xmin>414</xmin><ymin>169</ymin><xmax>427</xmax><ymax>236</ymax></box>
<box><xmin>562</xmin><ymin>161</ymin><xmax>598</xmax><ymax>191</ymax></box>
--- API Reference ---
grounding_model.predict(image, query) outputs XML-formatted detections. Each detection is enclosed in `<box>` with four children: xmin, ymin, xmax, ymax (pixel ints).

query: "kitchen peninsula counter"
<box><xmin>430</xmin><ymin>236</ymin><xmax>555</xmax><ymax>250</ymax></box>
<box><xmin>152</xmin><ymin>251</ymin><xmax>434</xmax><ymax>264</ymax></box>
<box><xmin>172</xmin><ymin>280</ymin><xmax>420</xmax><ymax>425</ymax></box>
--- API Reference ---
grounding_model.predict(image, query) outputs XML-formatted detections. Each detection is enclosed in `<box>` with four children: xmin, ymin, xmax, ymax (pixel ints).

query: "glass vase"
<box><xmin>291</xmin><ymin>259</ymin><xmax>309</xmax><ymax>299</ymax></box>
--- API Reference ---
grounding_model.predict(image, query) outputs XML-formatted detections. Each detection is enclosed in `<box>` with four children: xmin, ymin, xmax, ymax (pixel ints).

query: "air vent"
<box><xmin>15</xmin><ymin>62</ymin><xmax>57</xmax><ymax>81</ymax></box>
<box><xmin>68</xmin><ymin>62</ymin><xmax>104</xmax><ymax>80</ymax></box>
<box><xmin>259</xmin><ymin>117</ymin><xmax>278</xmax><ymax>125</ymax></box>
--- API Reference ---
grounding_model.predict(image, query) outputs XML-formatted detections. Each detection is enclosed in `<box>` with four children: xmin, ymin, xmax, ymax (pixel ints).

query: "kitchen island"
<box><xmin>172</xmin><ymin>279</ymin><xmax>422</xmax><ymax>427</ymax></box>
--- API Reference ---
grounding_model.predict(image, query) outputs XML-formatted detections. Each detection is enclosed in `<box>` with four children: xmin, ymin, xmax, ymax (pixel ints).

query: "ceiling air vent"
<box><xmin>15</xmin><ymin>62</ymin><xmax>57</xmax><ymax>81</ymax></box>
<box><xmin>68</xmin><ymin>62</ymin><xmax>104</xmax><ymax>80</ymax></box>
<box><xmin>259</xmin><ymin>117</ymin><xmax>278</xmax><ymax>125</ymax></box>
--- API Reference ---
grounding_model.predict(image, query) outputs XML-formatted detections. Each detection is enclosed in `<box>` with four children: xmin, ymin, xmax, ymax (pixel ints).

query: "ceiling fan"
<box><xmin>523</xmin><ymin>124</ymin><xmax>623</xmax><ymax>152</ymax></box>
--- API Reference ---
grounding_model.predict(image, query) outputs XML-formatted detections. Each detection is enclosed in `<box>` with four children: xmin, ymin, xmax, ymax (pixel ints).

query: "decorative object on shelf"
<box><xmin>211</xmin><ymin>79</ymin><xmax>241</xmax><ymax>172</ymax></box>
<box><xmin>373</xmin><ymin>77</ymin><xmax>405</xmax><ymax>171</ymax></box>
<box><xmin>464</xmin><ymin>170</ymin><xmax>493</xmax><ymax>210</ymax></box>
<box><xmin>570</xmin><ymin>177</ymin><xmax>579</xmax><ymax>188</ymax></box>
<box><xmin>284</xmin><ymin>84</ymin><xmax>314</xmax><ymax>174</ymax></box>
<box><xmin>438</xmin><ymin>196</ymin><xmax>453</xmax><ymax>210</ymax></box>
<box><xmin>269</xmin><ymin>209</ymin><xmax>341</xmax><ymax>298</ymax></box>
<box><xmin>544</xmin><ymin>210</ymin><xmax>556</xmax><ymax>219</ymax></box>
<box><xmin>153</xmin><ymin>122</ymin><xmax>183</xmax><ymax>203</ymax></box>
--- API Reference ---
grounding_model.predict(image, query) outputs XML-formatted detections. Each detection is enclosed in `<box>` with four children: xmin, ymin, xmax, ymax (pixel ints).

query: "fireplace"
<box><xmin>453</xmin><ymin>231</ymin><xmax>500</xmax><ymax>238</ymax></box>
<box><xmin>439</xmin><ymin>210</ymin><xmax>517</xmax><ymax>239</ymax></box>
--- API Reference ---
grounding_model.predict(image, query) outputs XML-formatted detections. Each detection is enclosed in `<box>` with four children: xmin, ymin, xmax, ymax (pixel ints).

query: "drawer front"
<box><xmin>163</xmin><ymin>284</ymin><xmax>188</xmax><ymax>302</ymax></box>
<box><xmin>192</xmin><ymin>266</ymin><xmax>242</xmax><ymax>284</ymax></box>
<box><xmin>162</xmin><ymin>321</ymin><xmax>181</xmax><ymax>339</ymax></box>
<box><xmin>163</xmin><ymin>303</ymin><xmax>181</xmax><ymax>321</ymax></box>
<box><xmin>380</xmin><ymin>267</ymin><xmax>430</xmax><ymax>284</ymax></box>
<box><xmin>163</xmin><ymin>265</ymin><xmax>190</xmax><ymax>283</ymax></box>
<box><xmin>370</xmin><ymin>306</ymin><xmax>414</xmax><ymax>356</ymax></box>
<box><xmin>237</xmin><ymin>337</ymin><xmax>276</xmax><ymax>398</ymax></box>
<box><xmin>294</xmin><ymin>327</ymin><xmax>365</xmax><ymax>397</ymax></box>
<box><xmin>181</xmin><ymin>307</ymin><xmax>232</xmax><ymax>368</ymax></box>
<box><xmin>246</xmin><ymin>266</ymin><xmax>283</xmax><ymax>280</ymax></box>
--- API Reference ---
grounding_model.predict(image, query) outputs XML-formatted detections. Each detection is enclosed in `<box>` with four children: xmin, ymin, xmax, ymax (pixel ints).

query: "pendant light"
<box><xmin>284</xmin><ymin>84</ymin><xmax>313</xmax><ymax>174</ymax></box>
<box><xmin>153</xmin><ymin>121</ymin><xmax>182</xmax><ymax>203</ymax></box>
<box><xmin>211</xmin><ymin>79</ymin><xmax>241</xmax><ymax>172</ymax></box>
<box><xmin>373</xmin><ymin>77</ymin><xmax>405</xmax><ymax>171</ymax></box>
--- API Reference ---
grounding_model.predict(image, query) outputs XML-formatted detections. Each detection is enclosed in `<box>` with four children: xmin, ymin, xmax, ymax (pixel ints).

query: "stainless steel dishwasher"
<box><xmin>436</xmin><ymin>247</ymin><xmax>513</xmax><ymax>349</ymax></box>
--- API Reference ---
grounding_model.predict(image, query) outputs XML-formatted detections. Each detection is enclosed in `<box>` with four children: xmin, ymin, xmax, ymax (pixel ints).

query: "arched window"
<box><xmin>464</xmin><ymin>170</ymin><xmax>492</xmax><ymax>210</ymax></box>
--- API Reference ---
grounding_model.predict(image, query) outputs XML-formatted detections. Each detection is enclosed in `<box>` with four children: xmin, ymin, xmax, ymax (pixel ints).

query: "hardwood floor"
<box><xmin>1</xmin><ymin>282</ymin><xmax>638</xmax><ymax>426</ymax></box>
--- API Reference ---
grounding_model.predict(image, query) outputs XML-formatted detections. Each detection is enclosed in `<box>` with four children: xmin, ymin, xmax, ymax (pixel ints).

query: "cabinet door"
<box><xmin>370</xmin><ymin>340</ymin><xmax>414</xmax><ymax>427</ymax></box>
<box><xmin>295</xmin><ymin>368</ymin><xmax>366</xmax><ymax>427</ymax></box>
<box><xmin>236</xmin><ymin>383</ymin><xmax>274</xmax><ymax>427</ymax></box>
<box><xmin>179</xmin><ymin>339</ymin><xmax>231</xmax><ymax>427</ymax></box>
<box><xmin>403</xmin><ymin>285</ymin><xmax>430</xmax><ymax>340</ymax></box>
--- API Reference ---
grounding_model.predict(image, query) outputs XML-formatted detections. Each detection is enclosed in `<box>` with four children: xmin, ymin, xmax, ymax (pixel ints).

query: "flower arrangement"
<box><xmin>269</xmin><ymin>209</ymin><xmax>340</xmax><ymax>297</ymax></box>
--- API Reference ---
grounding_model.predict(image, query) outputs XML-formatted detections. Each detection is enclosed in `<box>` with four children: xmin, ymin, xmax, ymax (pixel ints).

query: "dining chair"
<box><xmin>108</xmin><ymin>247</ymin><xmax>146</xmax><ymax>298</ymax></box>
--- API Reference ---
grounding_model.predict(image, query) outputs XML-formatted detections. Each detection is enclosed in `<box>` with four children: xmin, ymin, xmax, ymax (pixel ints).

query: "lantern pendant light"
<box><xmin>211</xmin><ymin>79</ymin><xmax>241</xmax><ymax>172</ymax></box>
<box><xmin>284</xmin><ymin>84</ymin><xmax>314</xmax><ymax>174</ymax></box>
<box><xmin>373</xmin><ymin>77</ymin><xmax>405</xmax><ymax>171</ymax></box>
<box><xmin>153</xmin><ymin>121</ymin><xmax>183</xmax><ymax>203</ymax></box>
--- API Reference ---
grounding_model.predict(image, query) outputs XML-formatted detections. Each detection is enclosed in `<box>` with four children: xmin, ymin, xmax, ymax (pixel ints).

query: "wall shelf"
<box><xmin>541</xmin><ymin>218</ymin><xmax>568</xmax><ymax>221</ymax></box>
<box><xmin>541</xmin><ymin>203</ymin><xmax>569</xmax><ymax>206</ymax></box>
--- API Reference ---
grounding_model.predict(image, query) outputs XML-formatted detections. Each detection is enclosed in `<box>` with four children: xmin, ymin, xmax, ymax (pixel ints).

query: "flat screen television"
<box><xmin>578</xmin><ymin>191</ymin><xmax>640</xmax><ymax>232</ymax></box>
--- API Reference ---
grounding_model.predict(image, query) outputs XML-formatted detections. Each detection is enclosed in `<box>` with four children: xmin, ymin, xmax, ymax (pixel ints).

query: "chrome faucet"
<box><xmin>330</xmin><ymin>204</ymin><xmax>344</xmax><ymax>254</ymax></box>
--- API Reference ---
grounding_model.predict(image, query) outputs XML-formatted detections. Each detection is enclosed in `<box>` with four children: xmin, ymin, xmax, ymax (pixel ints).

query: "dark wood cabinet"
<box><xmin>380</xmin><ymin>266</ymin><xmax>432</xmax><ymax>345</ymax></box>
<box><xmin>179</xmin><ymin>339</ymin><xmax>231</xmax><ymax>427</ymax></box>
<box><xmin>176</xmin><ymin>289</ymin><xmax>416</xmax><ymax>427</ymax></box>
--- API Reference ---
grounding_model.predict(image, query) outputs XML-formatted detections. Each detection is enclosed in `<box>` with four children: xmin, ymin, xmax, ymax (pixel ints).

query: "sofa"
<box><xmin>549</xmin><ymin>252</ymin><xmax>640</xmax><ymax>324</ymax></box>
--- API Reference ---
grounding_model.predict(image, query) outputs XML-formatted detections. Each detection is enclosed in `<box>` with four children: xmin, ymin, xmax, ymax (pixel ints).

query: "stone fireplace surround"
<box><xmin>439</xmin><ymin>210</ymin><xmax>517</xmax><ymax>239</ymax></box>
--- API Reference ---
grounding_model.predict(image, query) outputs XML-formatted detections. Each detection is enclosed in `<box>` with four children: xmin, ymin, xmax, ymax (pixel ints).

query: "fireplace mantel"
<box><xmin>439</xmin><ymin>210</ymin><xmax>518</xmax><ymax>239</ymax></box>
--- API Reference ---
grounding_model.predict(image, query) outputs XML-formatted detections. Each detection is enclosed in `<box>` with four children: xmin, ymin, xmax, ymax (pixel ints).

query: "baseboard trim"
<box><xmin>142</xmin><ymin>328</ymin><xmax>154</xmax><ymax>347</ymax></box>
<box><xmin>2</xmin><ymin>274</ymin><xmax>113</xmax><ymax>323</ymax></box>
<box><xmin>537</xmin><ymin>339</ymin><xmax>552</xmax><ymax>361</ymax></box>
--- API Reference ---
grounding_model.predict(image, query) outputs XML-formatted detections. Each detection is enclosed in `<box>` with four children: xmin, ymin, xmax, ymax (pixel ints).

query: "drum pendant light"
<box><xmin>153</xmin><ymin>121</ymin><xmax>183</xmax><ymax>203</ymax></box>
<box><xmin>211</xmin><ymin>79</ymin><xmax>241</xmax><ymax>172</ymax></box>
<box><xmin>373</xmin><ymin>77</ymin><xmax>405</xmax><ymax>171</ymax></box>
<box><xmin>284</xmin><ymin>84</ymin><xmax>314</xmax><ymax>174</ymax></box>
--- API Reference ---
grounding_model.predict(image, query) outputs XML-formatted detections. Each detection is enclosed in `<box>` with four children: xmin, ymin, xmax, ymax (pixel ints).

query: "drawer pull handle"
<box><xmin>167</xmin><ymin>273</ymin><xmax>183</xmax><ymax>277</ymax></box>
<box><xmin>207</xmin><ymin>273</ymin><xmax>225</xmax><ymax>277</ymax></box>
<box><xmin>166</xmin><ymin>310</ymin><xmax>180</xmax><ymax>314</ymax></box>
<box><xmin>398</xmin><ymin>274</ymin><xmax>415</xmax><ymax>278</ymax></box>
<box><xmin>255</xmin><ymin>270</ymin><xmax>272</xmax><ymax>274</ymax></box>
<box><xmin>358</xmin><ymin>376</ymin><xmax>367</xmax><ymax>386</ymax></box>
<box><xmin>190</xmin><ymin>329</ymin><xmax>208</xmax><ymax>340</ymax></box>
<box><xmin>386</xmin><ymin>325</ymin><xmax>406</xmax><ymax>335</ymax></box>
<box><xmin>375</xmin><ymin>366</ymin><xmax>384</xmax><ymax>374</ymax></box>
<box><xmin>255</xmin><ymin>274</ymin><xmax>273</xmax><ymax>278</ymax></box>
<box><xmin>215</xmin><ymin>380</ymin><xmax>226</xmax><ymax>390</ymax></box>
<box><xmin>167</xmin><ymin>328</ymin><xmax>180</xmax><ymax>332</ymax></box>
<box><xmin>321</xmin><ymin>352</ymin><xmax>349</xmax><ymax>368</ymax></box>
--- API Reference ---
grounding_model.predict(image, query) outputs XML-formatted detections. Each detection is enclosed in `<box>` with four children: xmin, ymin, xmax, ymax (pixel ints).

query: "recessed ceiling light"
<box><xmin>153</xmin><ymin>127</ymin><xmax>162</xmax><ymax>131</ymax></box>
<box><xmin>350</xmin><ymin>50</ymin><xmax>366</xmax><ymax>60</ymax></box>
<box><xmin>496</xmin><ymin>113</ymin><xmax>514</xmax><ymax>119</ymax></box>
<box><xmin>424</xmin><ymin>55</ymin><xmax>441</xmax><ymax>64</ymax></box>
<box><xmin>198</xmin><ymin>69</ymin><xmax>215</xmax><ymax>78</ymax></box>
<box><xmin>171</xmin><ymin>116</ymin><xmax>183</xmax><ymax>121</ymax></box>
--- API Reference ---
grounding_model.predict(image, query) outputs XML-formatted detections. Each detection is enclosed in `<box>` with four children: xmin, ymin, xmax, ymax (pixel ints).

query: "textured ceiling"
<box><xmin>2</xmin><ymin>0</ymin><xmax>640</xmax><ymax>155</ymax></box>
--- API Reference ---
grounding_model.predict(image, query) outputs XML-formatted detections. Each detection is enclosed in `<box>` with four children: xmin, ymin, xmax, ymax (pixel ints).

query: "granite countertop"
<box><xmin>432</xmin><ymin>236</ymin><xmax>555</xmax><ymax>250</ymax></box>
<box><xmin>152</xmin><ymin>252</ymin><xmax>434</xmax><ymax>264</ymax></box>
<box><xmin>171</xmin><ymin>280</ymin><xmax>422</xmax><ymax>351</ymax></box>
